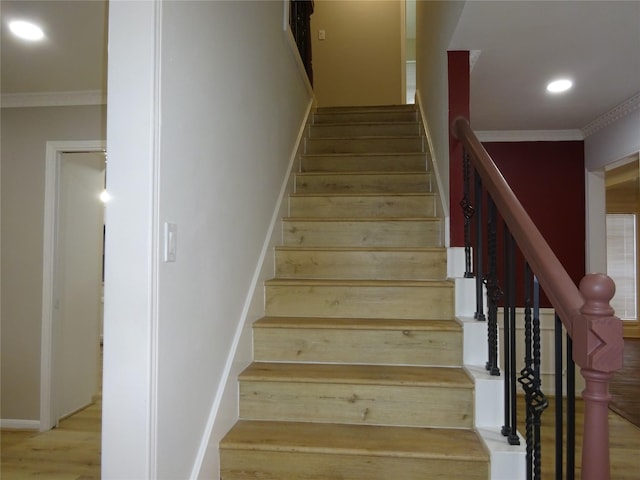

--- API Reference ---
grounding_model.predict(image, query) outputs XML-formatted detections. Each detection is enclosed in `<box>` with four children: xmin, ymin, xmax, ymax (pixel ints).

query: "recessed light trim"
<box><xmin>547</xmin><ymin>79</ymin><xmax>573</xmax><ymax>94</ymax></box>
<box><xmin>9</xmin><ymin>20</ymin><xmax>45</xmax><ymax>41</ymax></box>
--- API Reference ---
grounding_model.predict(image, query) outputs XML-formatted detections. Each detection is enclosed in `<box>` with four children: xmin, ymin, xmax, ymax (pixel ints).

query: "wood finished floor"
<box><xmin>610</xmin><ymin>338</ymin><xmax>640</xmax><ymax>428</ymax></box>
<box><xmin>2</xmin><ymin>395</ymin><xmax>639</xmax><ymax>479</ymax></box>
<box><xmin>1</xmin><ymin>397</ymin><xmax>101</xmax><ymax>479</ymax></box>
<box><xmin>1</xmin><ymin>342</ymin><xmax>638</xmax><ymax>479</ymax></box>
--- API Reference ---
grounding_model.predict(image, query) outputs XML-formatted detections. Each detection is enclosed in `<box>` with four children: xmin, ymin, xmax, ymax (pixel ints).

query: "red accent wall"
<box><xmin>448</xmin><ymin>51</ymin><xmax>470</xmax><ymax>247</ymax></box>
<box><xmin>483</xmin><ymin>141</ymin><xmax>586</xmax><ymax>306</ymax></box>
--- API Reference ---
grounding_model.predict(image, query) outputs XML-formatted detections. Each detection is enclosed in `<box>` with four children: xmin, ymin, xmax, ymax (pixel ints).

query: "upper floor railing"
<box><xmin>452</xmin><ymin>117</ymin><xmax>625</xmax><ymax>480</ymax></box>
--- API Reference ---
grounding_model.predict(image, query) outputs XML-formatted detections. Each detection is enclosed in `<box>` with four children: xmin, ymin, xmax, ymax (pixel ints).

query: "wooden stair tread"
<box><xmin>312</xmin><ymin>121</ymin><xmax>419</xmax><ymax>127</ymax></box>
<box><xmin>240</xmin><ymin>362</ymin><xmax>472</xmax><ymax>388</ymax></box>
<box><xmin>221</xmin><ymin>420</ymin><xmax>488</xmax><ymax>461</ymax></box>
<box><xmin>316</xmin><ymin>104</ymin><xmax>417</xmax><ymax>112</ymax></box>
<box><xmin>255</xmin><ymin>317</ymin><xmax>460</xmax><ymax>331</ymax></box>
<box><xmin>303</xmin><ymin>151</ymin><xmax>423</xmax><ymax>156</ymax></box>
<box><xmin>296</xmin><ymin>171</ymin><xmax>427</xmax><ymax>176</ymax></box>
<box><xmin>274</xmin><ymin>246</ymin><xmax>445</xmax><ymax>252</ymax></box>
<box><xmin>290</xmin><ymin>192</ymin><xmax>435</xmax><ymax>198</ymax></box>
<box><xmin>265</xmin><ymin>278</ymin><xmax>452</xmax><ymax>287</ymax></box>
<box><xmin>283</xmin><ymin>217</ymin><xmax>440</xmax><ymax>222</ymax></box>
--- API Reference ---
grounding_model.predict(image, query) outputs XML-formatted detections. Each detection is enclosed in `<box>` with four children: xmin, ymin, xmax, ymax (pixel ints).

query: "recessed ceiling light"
<box><xmin>547</xmin><ymin>79</ymin><xmax>573</xmax><ymax>94</ymax></box>
<box><xmin>9</xmin><ymin>20</ymin><xmax>45</xmax><ymax>41</ymax></box>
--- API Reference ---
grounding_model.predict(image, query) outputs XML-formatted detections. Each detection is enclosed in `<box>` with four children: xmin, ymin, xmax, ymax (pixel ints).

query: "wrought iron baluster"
<box><xmin>566</xmin><ymin>334</ymin><xmax>575</xmax><ymax>480</ymax></box>
<box><xmin>460</xmin><ymin>149</ymin><xmax>474</xmax><ymax>278</ymax></box>
<box><xmin>531</xmin><ymin>277</ymin><xmax>548</xmax><ymax>480</ymax></box>
<box><xmin>502</xmin><ymin>228</ymin><xmax>519</xmax><ymax>445</ymax></box>
<box><xmin>474</xmin><ymin>170</ymin><xmax>485</xmax><ymax>321</ymax></box>
<box><xmin>485</xmin><ymin>196</ymin><xmax>501</xmax><ymax>375</ymax></box>
<box><xmin>519</xmin><ymin>263</ymin><xmax>535</xmax><ymax>479</ymax></box>
<box><xmin>555</xmin><ymin>314</ymin><xmax>564</xmax><ymax>480</ymax></box>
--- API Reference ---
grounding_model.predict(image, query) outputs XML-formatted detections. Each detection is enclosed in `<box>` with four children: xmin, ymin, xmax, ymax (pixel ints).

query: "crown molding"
<box><xmin>476</xmin><ymin>129</ymin><xmax>584</xmax><ymax>143</ymax></box>
<box><xmin>1</xmin><ymin>90</ymin><xmax>106</xmax><ymax>108</ymax></box>
<box><xmin>581</xmin><ymin>92</ymin><xmax>640</xmax><ymax>138</ymax></box>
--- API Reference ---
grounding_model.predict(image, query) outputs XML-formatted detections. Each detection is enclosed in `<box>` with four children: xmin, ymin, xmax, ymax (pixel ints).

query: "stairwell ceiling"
<box><xmin>2</xmin><ymin>0</ymin><xmax>638</xmax><ymax>133</ymax></box>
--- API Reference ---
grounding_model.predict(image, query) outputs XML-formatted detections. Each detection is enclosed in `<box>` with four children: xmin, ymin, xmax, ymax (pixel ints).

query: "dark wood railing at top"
<box><xmin>452</xmin><ymin>117</ymin><xmax>625</xmax><ymax>480</ymax></box>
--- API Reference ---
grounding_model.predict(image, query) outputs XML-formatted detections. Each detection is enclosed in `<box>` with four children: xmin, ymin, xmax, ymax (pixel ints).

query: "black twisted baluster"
<box><xmin>474</xmin><ymin>170</ymin><xmax>485</xmax><ymax>321</ymax></box>
<box><xmin>501</xmin><ymin>228</ymin><xmax>519</xmax><ymax>445</ymax></box>
<box><xmin>531</xmin><ymin>277</ymin><xmax>548</xmax><ymax>480</ymax></box>
<box><xmin>519</xmin><ymin>264</ymin><xmax>535</xmax><ymax>479</ymax></box>
<box><xmin>460</xmin><ymin>149</ymin><xmax>474</xmax><ymax>278</ymax></box>
<box><xmin>485</xmin><ymin>196</ymin><xmax>501</xmax><ymax>375</ymax></box>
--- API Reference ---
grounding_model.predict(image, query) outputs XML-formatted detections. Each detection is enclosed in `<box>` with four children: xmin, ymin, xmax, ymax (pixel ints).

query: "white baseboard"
<box><xmin>1</xmin><ymin>419</ymin><xmax>40</xmax><ymax>430</ymax></box>
<box><xmin>191</xmin><ymin>98</ymin><xmax>315</xmax><ymax>480</ymax></box>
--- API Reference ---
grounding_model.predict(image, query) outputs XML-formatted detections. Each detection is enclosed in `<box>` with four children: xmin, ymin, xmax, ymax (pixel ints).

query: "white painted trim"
<box><xmin>415</xmin><ymin>89</ymin><xmax>450</xmax><ymax>246</ymax></box>
<box><xmin>585</xmin><ymin>169</ymin><xmax>607</xmax><ymax>274</ymax></box>
<box><xmin>148</xmin><ymin>1</ymin><xmax>164</xmax><ymax>477</ymax></box>
<box><xmin>1</xmin><ymin>419</ymin><xmax>41</xmax><ymax>430</ymax></box>
<box><xmin>469</xmin><ymin>50</ymin><xmax>481</xmax><ymax>71</ymax></box>
<box><xmin>476</xmin><ymin>129</ymin><xmax>584</xmax><ymax>143</ymax></box>
<box><xmin>41</xmin><ymin>140</ymin><xmax>106</xmax><ymax>432</ymax></box>
<box><xmin>190</xmin><ymin>98</ymin><xmax>315</xmax><ymax>479</ymax></box>
<box><xmin>1</xmin><ymin>90</ymin><xmax>106</xmax><ymax>108</ymax></box>
<box><xmin>477</xmin><ymin>427</ymin><xmax>526</xmax><ymax>480</ymax></box>
<box><xmin>603</xmin><ymin>151</ymin><xmax>640</xmax><ymax>172</ymax></box>
<box><xmin>582</xmin><ymin>92</ymin><xmax>640</xmax><ymax>138</ymax></box>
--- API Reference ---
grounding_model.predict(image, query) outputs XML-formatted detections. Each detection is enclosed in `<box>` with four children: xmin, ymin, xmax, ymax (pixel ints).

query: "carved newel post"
<box><xmin>575</xmin><ymin>273</ymin><xmax>624</xmax><ymax>480</ymax></box>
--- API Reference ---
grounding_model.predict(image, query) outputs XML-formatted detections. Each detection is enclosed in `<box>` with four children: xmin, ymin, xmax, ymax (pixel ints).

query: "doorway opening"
<box><xmin>605</xmin><ymin>153</ymin><xmax>640</xmax><ymax>339</ymax></box>
<box><xmin>41</xmin><ymin>140</ymin><xmax>107</xmax><ymax>431</ymax></box>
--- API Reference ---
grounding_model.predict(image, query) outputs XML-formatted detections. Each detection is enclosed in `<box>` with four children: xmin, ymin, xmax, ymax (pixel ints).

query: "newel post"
<box><xmin>574</xmin><ymin>274</ymin><xmax>624</xmax><ymax>480</ymax></box>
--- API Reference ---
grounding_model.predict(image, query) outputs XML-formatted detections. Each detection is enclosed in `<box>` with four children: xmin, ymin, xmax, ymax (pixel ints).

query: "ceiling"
<box><xmin>1</xmin><ymin>0</ymin><xmax>107</xmax><ymax>94</ymax></box>
<box><xmin>2</xmin><ymin>0</ymin><xmax>639</xmax><ymax>133</ymax></box>
<box><xmin>449</xmin><ymin>0</ymin><xmax>640</xmax><ymax>132</ymax></box>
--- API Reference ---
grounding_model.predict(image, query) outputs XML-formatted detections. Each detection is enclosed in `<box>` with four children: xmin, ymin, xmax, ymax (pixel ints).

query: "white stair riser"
<box><xmin>275</xmin><ymin>248</ymin><xmax>446</xmax><ymax>279</ymax></box>
<box><xmin>253</xmin><ymin>327</ymin><xmax>462</xmax><ymax>366</ymax></box>
<box><xmin>265</xmin><ymin>284</ymin><xmax>454</xmax><ymax>319</ymax></box>
<box><xmin>289</xmin><ymin>194</ymin><xmax>437</xmax><ymax>218</ymax></box>
<box><xmin>283</xmin><ymin>219</ymin><xmax>442</xmax><ymax>247</ymax></box>
<box><xmin>295</xmin><ymin>173</ymin><xmax>433</xmax><ymax>194</ymax></box>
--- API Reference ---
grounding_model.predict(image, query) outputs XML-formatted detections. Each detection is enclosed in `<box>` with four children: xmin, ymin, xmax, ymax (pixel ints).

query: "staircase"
<box><xmin>220</xmin><ymin>105</ymin><xmax>490</xmax><ymax>479</ymax></box>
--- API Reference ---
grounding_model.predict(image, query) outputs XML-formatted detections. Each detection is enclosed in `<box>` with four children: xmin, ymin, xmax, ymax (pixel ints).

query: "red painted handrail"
<box><xmin>453</xmin><ymin>117</ymin><xmax>624</xmax><ymax>480</ymax></box>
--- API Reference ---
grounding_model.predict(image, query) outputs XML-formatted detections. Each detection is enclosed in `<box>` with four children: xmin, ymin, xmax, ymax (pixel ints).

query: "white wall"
<box><xmin>414</xmin><ymin>1</ymin><xmax>466</xmax><ymax>215</ymax></box>
<box><xmin>102</xmin><ymin>1</ymin><xmax>312</xmax><ymax>478</ymax></box>
<box><xmin>0</xmin><ymin>105</ymin><xmax>106</xmax><ymax>425</ymax></box>
<box><xmin>585</xmin><ymin>108</ymin><xmax>640</xmax><ymax>171</ymax></box>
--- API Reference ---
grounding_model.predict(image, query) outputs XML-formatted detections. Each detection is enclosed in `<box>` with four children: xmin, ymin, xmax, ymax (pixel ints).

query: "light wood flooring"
<box><xmin>2</xmin><ymin>393</ymin><xmax>637</xmax><ymax>479</ymax></box>
<box><xmin>516</xmin><ymin>396</ymin><xmax>640</xmax><ymax>480</ymax></box>
<box><xmin>610</xmin><ymin>338</ymin><xmax>640</xmax><ymax>428</ymax></box>
<box><xmin>1</xmin><ymin>396</ymin><xmax>101</xmax><ymax>479</ymax></box>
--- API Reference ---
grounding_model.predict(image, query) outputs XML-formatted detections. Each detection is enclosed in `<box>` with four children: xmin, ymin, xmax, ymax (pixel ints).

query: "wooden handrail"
<box><xmin>453</xmin><ymin>117</ymin><xmax>583</xmax><ymax>335</ymax></box>
<box><xmin>452</xmin><ymin>117</ymin><xmax>624</xmax><ymax>480</ymax></box>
